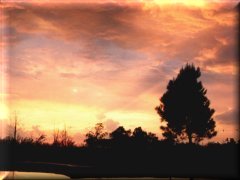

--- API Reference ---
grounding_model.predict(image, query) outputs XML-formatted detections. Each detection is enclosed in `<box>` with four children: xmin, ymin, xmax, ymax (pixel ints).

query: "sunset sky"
<box><xmin>0</xmin><ymin>0</ymin><xmax>239</xmax><ymax>144</ymax></box>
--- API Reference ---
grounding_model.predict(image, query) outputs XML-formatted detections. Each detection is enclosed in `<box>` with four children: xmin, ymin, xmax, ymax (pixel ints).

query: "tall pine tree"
<box><xmin>156</xmin><ymin>64</ymin><xmax>217</xmax><ymax>144</ymax></box>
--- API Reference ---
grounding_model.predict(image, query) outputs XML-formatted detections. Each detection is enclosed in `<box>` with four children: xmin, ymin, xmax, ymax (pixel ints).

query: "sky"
<box><xmin>0</xmin><ymin>0</ymin><xmax>239</xmax><ymax>144</ymax></box>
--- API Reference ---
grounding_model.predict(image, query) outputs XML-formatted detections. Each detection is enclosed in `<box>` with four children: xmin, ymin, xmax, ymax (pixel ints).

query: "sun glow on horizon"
<box><xmin>8</xmin><ymin>100</ymin><xmax>101</xmax><ymax>131</ymax></box>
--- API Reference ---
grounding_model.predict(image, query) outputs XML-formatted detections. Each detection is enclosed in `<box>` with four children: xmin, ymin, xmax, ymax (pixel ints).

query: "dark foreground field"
<box><xmin>0</xmin><ymin>140</ymin><xmax>239</xmax><ymax>178</ymax></box>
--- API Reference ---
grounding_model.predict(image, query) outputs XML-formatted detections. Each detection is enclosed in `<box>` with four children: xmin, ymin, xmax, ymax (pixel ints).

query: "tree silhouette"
<box><xmin>110</xmin><ymin>126</ymin><xmax>131</xmax><ymax>147</ymax></box>
<box><xmin>160</xmin><ymin>126</ymin><xmax>177</xmax><ymax>144</ymax></box>
<box><xmin>146</xmin><ymin>132</ymin><xmax>158</xmax><ymax>144</ymax></box>
<box><xmin>85</xmin><ymin>123</ymin><xmax>107</xmax><ymax>147</ymax></box>
<box><xmin>52</xmin><ymin>128</ymin><xmax>60</xmax><ymax>146</ymax></box>
<box><xmin>132</xmin><ymin>127</ymin><xmax>158</xmax><ymax>145</ymax></box>
<box><xmin>132</xmin><ymin>127</ymin><xmax>148</xmax><ymax>143</ymax></box>
<box><xmin>156</xmin><ymin>64</ymin><xmax>217</xmax><ymax>144</ymax></box>
<box><xmin>110</xmin><ymin>126</ymin><xmax>131</xmax><ymax>140</ymax></box>
<box><xmin>7</xmin><ymin>112</ymin><xmax>22</xmax><ymax>142</ymax></box>
<box><xmin>60</xmin><ymin>125</ymin><xmax>75</xmax><ymax>147</ymax></box>
<box><xmin>52</xmin><ymin>126</ymin><xmax>75</xmax><ymax>147</ymax></box>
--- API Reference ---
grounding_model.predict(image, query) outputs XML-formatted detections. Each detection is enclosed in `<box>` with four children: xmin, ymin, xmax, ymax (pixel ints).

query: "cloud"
<box><xmin>96</xmin><ymin>112</ymin><xmax>120</xmax><ymax>132</ymax></box>
<box><xmin>4</xmin><ymin>2</ymin><xmax>238</xmax><ymax>78</ymax></box>
<box><xmin>215</xmin><ymin>108</ymin><xmax>238</xmax><ymax>125</ymax></box>
<box><xmin>96</xmin><ymin>113</ymin><xmax>106</xmax><ymax>121</ymax></box>
<box><xmin>4</xmin><ymin>3</ymin><xmax>136</xmax><ymax>41</ymax></box>
<box><xmin>2</xmin><ymin>1</ymin><xmax>238</xmax><ymax>142</ymax></box>
<box><xmin>200</xmin><ymin>70</ymin><xmax>236</xmax><ymax>85</ymax></box>
<box><xmin>103</xmin><ymin>119</ymin><xmax>120</xmax><ymax>132</ymax></box>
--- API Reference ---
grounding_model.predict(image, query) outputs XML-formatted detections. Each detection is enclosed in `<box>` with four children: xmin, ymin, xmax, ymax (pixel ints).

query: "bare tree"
<box><xmin>60</xmin><ymin>124</ymin><xmax>75</xmax><ymax>147</ymax></box>
<box><xmin>52</xmin><ymin>125</ymin><xmax>74</xmax><ymax>147</ymax></box>
<box><xmin>52</xmin><ymin>128</ymin><xmax>60</xmax><ymax>146</ymax></box>
<box><xmin>8</xmin><ymin>111</ymin><xmax>21</xmax><ymax>142</ymax></box>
